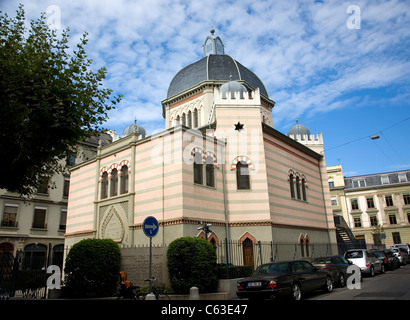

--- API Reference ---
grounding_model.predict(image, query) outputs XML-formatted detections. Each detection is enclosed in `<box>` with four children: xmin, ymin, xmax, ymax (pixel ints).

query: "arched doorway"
<box><xmin>242</xmin><ymin>238</ymin><xmax>254</xmax><ymax>270</ymax></box>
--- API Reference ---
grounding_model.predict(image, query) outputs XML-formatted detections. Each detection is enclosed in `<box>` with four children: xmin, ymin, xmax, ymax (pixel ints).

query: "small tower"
<box><xmin>203</xmin><ymin>27</ymin><xmax>225</xmax><ymax>56</ymax></box>
<box><xmin>287</xmin><ymin>120</ymin><xmax>324</xmax><ymax>155</ymax></box>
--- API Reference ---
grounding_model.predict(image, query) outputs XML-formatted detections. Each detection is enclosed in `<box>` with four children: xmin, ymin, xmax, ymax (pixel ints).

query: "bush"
<box><xmin>63</xmin><ymin>238</ymin><xmax>121</xmax><ymax>298</ymax></box>
<box><xmin>167</xmin><ymin>237</ymin><xmax>217</xmax><ymax>294</ymax></box>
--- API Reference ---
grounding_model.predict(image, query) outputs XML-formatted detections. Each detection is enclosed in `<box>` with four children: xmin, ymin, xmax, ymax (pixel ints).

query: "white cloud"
<box><xmin>2</xmin><ymin>0</ymin><xmax>409</xmax><ymax>136</ymax></box>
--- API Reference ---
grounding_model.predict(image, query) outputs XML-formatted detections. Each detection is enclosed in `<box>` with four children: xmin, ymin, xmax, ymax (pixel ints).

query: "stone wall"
<box><xmin>120</xmin><ymin>246</ymin><xmax>170</xmax><ymax>288</ymax></box>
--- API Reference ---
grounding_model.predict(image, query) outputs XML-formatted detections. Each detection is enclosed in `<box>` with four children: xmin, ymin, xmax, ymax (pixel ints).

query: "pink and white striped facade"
<box><xmin>65</xmin><ymin>85</ymin><xmax>337</xmax><ymax>252</ymax></box>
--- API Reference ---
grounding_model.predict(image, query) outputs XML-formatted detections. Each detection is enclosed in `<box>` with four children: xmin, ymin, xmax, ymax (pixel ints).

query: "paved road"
<box><xmin>309</xmin><ymin>264</ymin><xmax>410</xmax><ymax>300</ymax></box>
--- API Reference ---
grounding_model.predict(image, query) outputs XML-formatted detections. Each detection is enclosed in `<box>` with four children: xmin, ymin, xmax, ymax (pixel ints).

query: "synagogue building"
<box><xmin>65</xmin><ymin>30</ymin><xmax>337</xmax><ymax>266</ymax></box>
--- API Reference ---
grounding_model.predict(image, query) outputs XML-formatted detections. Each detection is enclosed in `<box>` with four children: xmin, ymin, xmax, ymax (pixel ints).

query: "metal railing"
<box><xmin>216</xmin><ymin>240</ymin><xmax>338</xmax><ymax>268</ymax></box>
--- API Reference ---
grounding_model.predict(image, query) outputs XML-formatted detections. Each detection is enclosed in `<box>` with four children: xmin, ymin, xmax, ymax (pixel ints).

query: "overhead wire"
<box><xmin>324</xmin><ymin>116</ymin><xmax>410</xmax><ymax>152</ymax></box>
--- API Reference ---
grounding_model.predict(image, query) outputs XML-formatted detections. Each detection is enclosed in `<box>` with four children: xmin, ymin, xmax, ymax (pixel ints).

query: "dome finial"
<box><xmin>203</xmin><ymin>27</ymin><xmax>224</xmax><ymax>56</ymax></box>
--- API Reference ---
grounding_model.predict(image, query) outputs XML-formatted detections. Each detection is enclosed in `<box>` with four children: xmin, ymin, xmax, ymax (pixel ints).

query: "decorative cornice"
<box><xmin>131</xmin><ymin>218</ymin><xmax>333</xmax><ymax>232</ymax></box>
<box><xmin>64</xmin><ymin>230</ymin><xmax>94</xmax><ymax>238</ymax></box>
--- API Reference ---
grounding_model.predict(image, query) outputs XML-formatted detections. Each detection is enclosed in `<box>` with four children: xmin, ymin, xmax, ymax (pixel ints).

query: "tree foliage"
<box><xmin>0</xmin><ymin>5</ymin><xmax>121</xmax><ymax>195</ymax></box>
<box><xmin>63</xmin><ymin>238</ymin><xmax>121</xmax><ymax>298</ymax></box>
<box><xmin>167</xmin><ymin>237</ymin><xmax>218</xmax><ymax>294</ymax></box>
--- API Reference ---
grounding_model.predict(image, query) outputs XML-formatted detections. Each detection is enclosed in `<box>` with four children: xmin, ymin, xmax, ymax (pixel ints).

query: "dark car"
<box><xmin>310</xmin><ymin>255</ymin><xmax>350</xmax><ymax>287</ymax></box>
<box><xmin>236</xmin><ymin>260</ymin><xmax>333</xmax><ymax>300</ymax></box>
<box><xmin>372</xmin><ymin>249</ymin><xmax>397</xmax><ymax>271</ymax></box>
<box><xmin>384</xmin><ymin>249</ymin><xmax>400</xmax><ymax>270</ymax></box>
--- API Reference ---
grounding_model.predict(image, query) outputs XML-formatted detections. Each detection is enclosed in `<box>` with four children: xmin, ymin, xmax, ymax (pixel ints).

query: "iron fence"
<box><xmin>216</xmin><ymin>240</ymin><xmax>338</xmax><ymax>269</ymax></box>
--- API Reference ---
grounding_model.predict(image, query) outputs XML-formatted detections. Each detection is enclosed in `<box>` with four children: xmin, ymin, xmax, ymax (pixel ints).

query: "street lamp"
<box><xmin>198</xmin><ymin>221</ymin><xmax>212</xmax><ymax>240</ymax></box>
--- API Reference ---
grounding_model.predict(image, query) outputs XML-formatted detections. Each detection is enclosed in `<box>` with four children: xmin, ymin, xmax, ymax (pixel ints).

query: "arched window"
<box><xmin>101</xmin><ymin>171</ymin><xmax>108</xmax><ymax>199</ymax></box>
<box><xmin>206</xmin><ymin>156</ymin><xmax>215</xmax><ymax>187</ymax></box>
<box><xmin>110</xmin><ymin>168</ymin><xmax>118</xmax><ymax>197</ymax></box>
<box><xmin>23</xmin><ymin>244</ymin><xmax>47</xmax><ymax>270</ymax></box>
<box><xmin>302</xmin><ymin>177</ymin><xmax>307</xmax><ymax>201</ymax></box>
<box><xmin>289</xmin><ymin>173</ymin><xmax>295</xmax><ymax>199</ymax></box>
<box><xmin>193</xmin><ymin>152</ymin><xmax>203</xmax><ymax>184</ymax></box>
<box><xmin>305</xmin><ymin>238</ymin><xmax>310</xmax><ymax>257</ymax></box>
<box><xmin>187</xmin><ymin>110</ymin><xmax>192</xmax><ymax>128</ymax></box>
<box><xmin>193</xmin><ymin>109</ymin><xmax>198</xmax><ymax>127</ymax></box>
<box><xmin>300</xmin><ymin>237</ymin><xmax>305</xmax><ymax>257</ymax></box>
<box><xmin>181</xmin><ymin>113</ymin><xmax>186</xmax><ymax>126</ymax></box>
<box><xmin>295</xmin><ymin>176</ymin><xmax>301</xmax><ymax>200</ymax></box>
<box><xmin>236</xmin><ymin>161</ymin><xmax>250</xmax><ymax>190</ymax></box>
<box><xmin>120</xmin><ymin>165</ymin><xmax>129</xmax><ymax>194</ymax></box>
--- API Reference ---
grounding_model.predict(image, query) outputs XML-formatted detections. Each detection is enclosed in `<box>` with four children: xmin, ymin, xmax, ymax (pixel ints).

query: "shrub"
<box><xmin>63</xmin><ymin>238</ymin><xmax>121</xmax><ymax>298</ymax></box>
<box><xmin>167</xmin><ymin>237</ymin><xmax>217</xmax><ymax>294</ymax></box>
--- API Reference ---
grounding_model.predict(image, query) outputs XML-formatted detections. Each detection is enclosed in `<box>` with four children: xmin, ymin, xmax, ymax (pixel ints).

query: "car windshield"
<box><xmin>256</xmin><ymin>262</ymin><xmax>289</xmax><ymax>275</ymax></box>
<box><xmin>346</xmin><ymin>251</ymin><xmax>363</xmax><ymax>259</ymax></box>
<box><xmin>372</xmin><ymin>251</ymin><xmax>384</xmax><ymax>258</ymax></box>
<box><xmin>312</xmin><ymin>257</ymin><xmax>332</xmax><ymax>264</ymax></box>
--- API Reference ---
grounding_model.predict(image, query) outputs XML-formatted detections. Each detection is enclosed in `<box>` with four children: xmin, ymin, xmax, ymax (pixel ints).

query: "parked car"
<box><xmin>371</xmin><ymin>250</ymin><xmax>392</xmax><ymax>271</ymax></box>
<box><xmin>236</xmin><ymin>260</ymin><xmax>333</xmax><ymax>300</ymax></box>
<box><xmin>384</xmin><ymin>249</ymin><xmax>400</xmax><ymax>270</ymax></box>
<box><xmin>344</xmin><ymin>249</ymin><xmax>384</xmax><ymax>276</ymax></box>
<box><xmin>390</xmin><ymin>247</ymin><xmax>409</xmax><ymax>265</ymax></box>
<box><xmin>310</xmin><ymin>255</ymin><xmax>350</xmax><ymax>287</ymax></box>
<box><xmin>393</xmin><ymin>244</ymin><xmax>410</xmax><ymax>256</ymax></box>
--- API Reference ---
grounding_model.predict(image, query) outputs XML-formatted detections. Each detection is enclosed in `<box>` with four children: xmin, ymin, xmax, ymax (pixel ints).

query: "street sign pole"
<box><xmin>149</xmin><ymin>236</ymin><xmax>152</xmax><ymax>293</ymax></box>
<box><xmin>142</xmin><ymin>216</ymin><xmax>159</xmax><ymax>295</ymax></box>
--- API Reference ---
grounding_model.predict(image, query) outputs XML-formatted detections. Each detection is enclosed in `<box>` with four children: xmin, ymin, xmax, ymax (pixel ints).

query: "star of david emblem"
<box><xmin>234</xmin><ymin>122</ymin><xmax>244</xmax><ymax>132</ymax></box>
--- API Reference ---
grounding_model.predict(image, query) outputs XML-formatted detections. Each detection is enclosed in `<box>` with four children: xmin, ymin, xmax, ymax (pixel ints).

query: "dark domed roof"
<box><xmin>122</xmin><ymin>123</ymin><xmax>146</xmax><ymax>138</ymax></box>
<box><xmin>287</xmin><ymin>122</ymin><xmax>311</xmax><ymax>137</ymax></box>
<box><xmin>220</xmin><ymin>80</ymin><xmax>247</xmax><ymax>99</ymax></box>
<box><xmin>167</xmin><ymin>54</ymin><xmax>268</xmax><ymax>99</ymax></box>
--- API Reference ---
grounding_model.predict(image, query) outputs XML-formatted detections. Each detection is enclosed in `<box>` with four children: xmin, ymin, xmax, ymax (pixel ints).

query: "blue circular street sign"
<box><xmin>143</xmin><ymin>216</ymin><xmax>159</xmax><ymax>238</ymax></box>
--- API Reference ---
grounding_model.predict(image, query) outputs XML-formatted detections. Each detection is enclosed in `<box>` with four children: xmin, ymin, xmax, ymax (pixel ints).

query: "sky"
<box><xmin>2</xmin><ymin>0</ymin><xmax>409</xmax><ymax>177</ymax></box>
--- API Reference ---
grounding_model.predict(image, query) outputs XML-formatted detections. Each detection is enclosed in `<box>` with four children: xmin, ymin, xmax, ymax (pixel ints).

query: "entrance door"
<box><xmin>242</xmin><ymin>238</ymin><xmax>254</xmax><ymax>270</ymax></box>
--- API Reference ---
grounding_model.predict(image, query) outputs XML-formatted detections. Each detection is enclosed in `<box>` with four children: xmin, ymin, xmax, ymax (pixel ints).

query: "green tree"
<box><xmin>0</xmin><ymin>5</ymin><xmax>121</xmax><ymax>195</ymax></box>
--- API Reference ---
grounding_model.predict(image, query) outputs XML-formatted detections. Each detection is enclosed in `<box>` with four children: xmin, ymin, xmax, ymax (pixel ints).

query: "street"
<box><xmin>309</xmin><ymin>265</ymin><xmax>410</xmax><ymax>300</ymax></box>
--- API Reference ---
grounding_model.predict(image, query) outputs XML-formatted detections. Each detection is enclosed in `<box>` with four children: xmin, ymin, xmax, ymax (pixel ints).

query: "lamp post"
<box><xmin>198</xmin><ymin>221</ymin><xmax>212</xmax><ymax>241</ymax></box>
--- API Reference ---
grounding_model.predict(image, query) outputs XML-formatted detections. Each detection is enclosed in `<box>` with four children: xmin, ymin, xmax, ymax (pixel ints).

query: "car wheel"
<box><xmin>370</xmin><ymin>266</ymin><xmax>375</xmax><ymax>277</ymax></box>
<box><xmin>338</xmin><ymin>273</ymin><xmax>346</xmax><ymax>287</ymax></box>
<box><xmin>323</xmin><ymin>276</ymin><xmax>333</xmax><ymax>293</ymax></box>
<box><xmin>291</xmin><ymin>283</ymin><xmax>301</xmax><ymax>301</ymax></box>
<box><xmin>380</xmin><ymin>264</ymin><xmax>385</xmax><ymax>274</ymax></box>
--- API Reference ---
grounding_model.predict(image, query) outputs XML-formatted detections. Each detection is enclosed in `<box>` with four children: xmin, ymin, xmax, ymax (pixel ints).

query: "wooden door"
<box><xmin>242</xmin><ymin>238</ymin><xmax>254</xmax><ymax>270</ymax></box>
